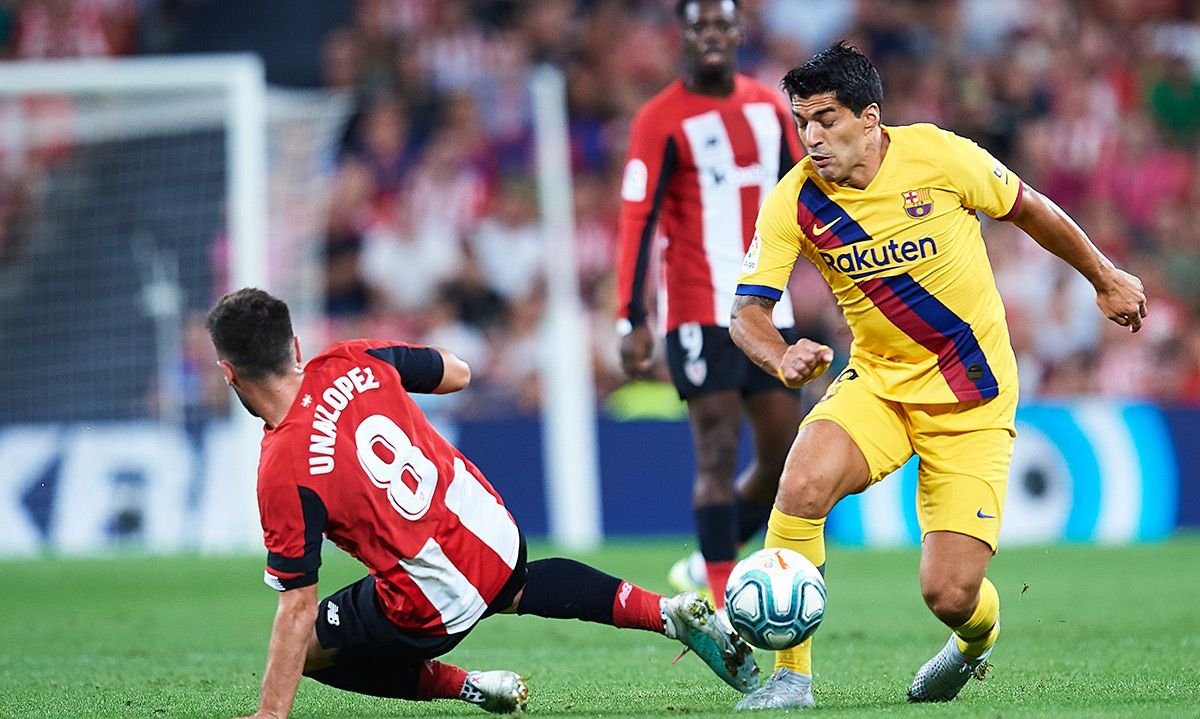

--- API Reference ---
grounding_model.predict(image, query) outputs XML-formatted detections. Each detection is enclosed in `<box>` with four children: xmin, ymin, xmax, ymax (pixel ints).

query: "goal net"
<box><xmin>0</xmin><ymin>56</ymin><xmax>349</xmax><ymax>554</ymax></box>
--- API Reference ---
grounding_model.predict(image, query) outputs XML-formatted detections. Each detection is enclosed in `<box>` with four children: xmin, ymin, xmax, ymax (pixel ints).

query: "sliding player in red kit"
<box><xmin>616</xmin><ymin>0</ymin><xmax>806</xmax><ymax>608</ymax></box>
<box><xmin>207</xmin><ymin>289</ymin><xmax>758</xmax><ymax>718</ymax></box>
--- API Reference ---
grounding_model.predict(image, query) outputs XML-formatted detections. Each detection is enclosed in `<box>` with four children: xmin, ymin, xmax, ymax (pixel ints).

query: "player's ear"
<box><xmin>217</xmin><ymin>359</ymin><xmax>237</xmax><ymax>388</ymax></box>
<box><xmin>861</xmin><ymin>103</ymin><xmax>881</xmax><ymax>132</ymax></box>
<box><xmin>293</xmin><ymin>336</ymin><xmax>303</xmax><ymax>367</ymax></box>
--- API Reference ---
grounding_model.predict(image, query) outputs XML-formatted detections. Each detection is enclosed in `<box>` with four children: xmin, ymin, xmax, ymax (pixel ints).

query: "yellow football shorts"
<box><xmin>801</xmin><ymin>367</ymin><xmax>1018</xmax><ymax>551</ymax></box>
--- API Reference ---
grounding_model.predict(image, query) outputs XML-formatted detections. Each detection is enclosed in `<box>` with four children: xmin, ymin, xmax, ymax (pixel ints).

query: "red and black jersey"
<box><xmin>617</xmin><ymin>75</ymin><xmax>803</xmax><ymax>332</ymax></box>
<box><xmin>257</xmin><ymin>339</ymin><xmax>520</xmax><ymax>635</ymax></box>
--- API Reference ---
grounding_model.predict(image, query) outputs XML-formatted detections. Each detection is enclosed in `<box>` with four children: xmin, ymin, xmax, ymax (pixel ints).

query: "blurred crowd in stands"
<box><xmin>4</xmin><ymin>0</ymin><xmax>1200</xmax><ymax>415</ymax></box>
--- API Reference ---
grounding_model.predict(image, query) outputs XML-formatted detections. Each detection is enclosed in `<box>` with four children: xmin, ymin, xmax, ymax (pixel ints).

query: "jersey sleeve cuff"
<box><xmin>996</xmin><ymin>181</ymin><xmax>1025</xmax><ymax>221</ymax></box>
<box><xmin>264</xmin><ymin>568</ymin><xmax>318</xmax><ymax>592</ymax></box>
<box><xmin>735</xmin><ymin>284</ymin><xmax>784</xmax><ymax>301</ymax></box>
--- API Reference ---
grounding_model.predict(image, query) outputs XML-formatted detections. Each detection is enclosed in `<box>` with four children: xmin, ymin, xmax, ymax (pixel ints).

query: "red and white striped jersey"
<box><xmin>257</xmin><ymin>339</ymin><xmax>520</xmax><ymax>636</ymax></box>
<box><xmin>617</xmin><ymin>75</ymin><xmax>803</xmax><ymax>332</ymax></box>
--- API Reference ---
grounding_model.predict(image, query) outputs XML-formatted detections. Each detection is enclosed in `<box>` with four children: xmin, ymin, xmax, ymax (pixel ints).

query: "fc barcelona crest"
<box><xmin>902</xmin><ymin>188</ymin><xmax>933</xmax><ymax>219</ymax></box>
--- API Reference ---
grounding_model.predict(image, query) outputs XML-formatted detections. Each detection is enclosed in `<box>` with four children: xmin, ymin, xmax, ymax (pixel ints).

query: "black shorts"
<box><xmin>314</xmin><ymin>532</ymin><xmax>528</xmax><ymax>661</ymax></box>
<box><xmin>665</xmin><ymin>323</ymin><xmax>801</xmax><ymax>400</ymax></box>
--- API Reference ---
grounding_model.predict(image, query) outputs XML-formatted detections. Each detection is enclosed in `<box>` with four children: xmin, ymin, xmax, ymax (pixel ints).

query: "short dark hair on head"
<box><xmin>781</xmin><ymin>40</ymin><xmax>883</xmax><ymax>116</ymax></box>
<box><xmin>206</xmin><ymin>288</ymin><xmax>294</xmax><ymax>379</ymax></box>
<box><xmin>675</xmin><ymin>0</ymin><xmax>739</xmax><ymax>21</ymax></box>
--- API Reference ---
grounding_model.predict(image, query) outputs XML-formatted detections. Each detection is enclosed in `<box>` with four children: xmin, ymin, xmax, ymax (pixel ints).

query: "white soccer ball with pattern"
<box><xmin>723</xmin><ymin>547</ymin><xmax>826</xmax><ymax>651</ymax></box>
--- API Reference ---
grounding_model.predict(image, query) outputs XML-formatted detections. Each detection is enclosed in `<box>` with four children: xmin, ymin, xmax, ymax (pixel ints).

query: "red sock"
<box><xmin>706</xmin><ymin>560</ymin><xmax>735</xmax><ymax>610</ymax></box>
<box><xmin>415</xmin><ymin>660</ymin><xmax>469</xmax><ymax>701</ymax></box>
<box><xmin>611</xmin><ymin>580</ymin><xmax>665</xmax><ymax>633</ymax></box>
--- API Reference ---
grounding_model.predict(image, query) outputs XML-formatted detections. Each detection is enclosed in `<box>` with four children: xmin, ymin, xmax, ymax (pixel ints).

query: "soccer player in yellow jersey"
<box><xmin>730</xmin><ymin>42</ymin><xmax>1148</xmax><ymax>710</ymax></box>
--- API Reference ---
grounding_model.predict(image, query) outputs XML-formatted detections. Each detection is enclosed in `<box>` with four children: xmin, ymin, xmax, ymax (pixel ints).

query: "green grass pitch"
<box><xmin>2</xmin><ymin>536</ymin><xmax>1198</xmax><ymax>718</ymax></box>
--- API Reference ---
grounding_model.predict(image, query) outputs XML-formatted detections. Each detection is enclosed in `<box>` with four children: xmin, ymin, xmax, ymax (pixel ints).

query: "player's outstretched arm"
<box><xmin>238</xmin><ymin>584</ymin><xmax>319</xmax><ymax>719</ymax></box>
<box><xmin>731</xmin><ymin>295</ymin><xmax>832</xmax><ymax>388</ymax></box>
<box><xmin>1009</xmin><ymin>183</ymin><xmax>1147</xmax><ymax>332</ymax></box>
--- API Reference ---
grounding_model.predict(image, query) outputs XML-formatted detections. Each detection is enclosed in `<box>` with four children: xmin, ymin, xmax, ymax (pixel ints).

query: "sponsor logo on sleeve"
<box><xmin>621</xmin><ymin>158</ymin><xmax>649</xmax><ymax>202</ymax></box>
<box><xmin>741</xmin><ymin>234</ymin><xmax>762</xmax><ymax>273</ymax></box>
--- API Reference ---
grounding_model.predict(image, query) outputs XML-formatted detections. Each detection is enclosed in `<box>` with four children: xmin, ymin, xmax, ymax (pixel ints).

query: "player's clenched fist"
<box><xmin>775</xmin><ymin>339</ymin><xmax>833</xmax><ymax>389</ymax></box>
<box><xmin>1093</xmin><ymin>268</ymin><xmax>1147</xmax><ymax>333</ymax></box>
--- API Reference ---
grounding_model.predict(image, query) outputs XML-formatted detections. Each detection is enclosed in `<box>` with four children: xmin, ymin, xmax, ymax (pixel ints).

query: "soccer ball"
<box><xmin>723</xmin><ymin>547</ymin><xmax>826</xmax><ymax>651</ymax></box>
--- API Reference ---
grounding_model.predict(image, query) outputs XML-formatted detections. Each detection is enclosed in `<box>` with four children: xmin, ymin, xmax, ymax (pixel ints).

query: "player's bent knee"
<box><xmin>921</xmin><ymin>583</ymin><xmax>977</xmax><ymax>627</ymax></box>
<box><xmin>775</xmin><ymin>477</ymin><xmax>839</xmax><ymax>519</ymax></box>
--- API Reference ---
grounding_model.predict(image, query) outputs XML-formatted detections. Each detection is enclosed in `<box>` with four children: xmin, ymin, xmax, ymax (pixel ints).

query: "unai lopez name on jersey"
<box><xmin>307</xmin><ymin>366</ymin><xmax>381</xmax><ymax>475</ymax></box>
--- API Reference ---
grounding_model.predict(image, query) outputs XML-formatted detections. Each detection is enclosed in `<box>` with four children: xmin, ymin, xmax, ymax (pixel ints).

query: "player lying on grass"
<box><xmin>207</xmin><ymin>288</ymin><xmax>759</xmax><ymax>718</ymax></box>
<box><xmin>729</xmin><ymin>42</ymin><xmax>1147</xmax><ymax>710</ymax></box>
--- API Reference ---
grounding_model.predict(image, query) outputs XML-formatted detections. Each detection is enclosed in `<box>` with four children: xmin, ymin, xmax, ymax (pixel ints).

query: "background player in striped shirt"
<box><xmin>730</xmin><ymin>43</ymin><xmax>1147</xmax><ymax>710</ymax></box>
<box><xmin>207</xmin><ymin>289</ymin><xmax>759</xmax><ymax>718</ymax></box>
<box><xmin>616</xmin><ymin>0</ymin><xmax>805</xmax><ymax>611</ymax></box>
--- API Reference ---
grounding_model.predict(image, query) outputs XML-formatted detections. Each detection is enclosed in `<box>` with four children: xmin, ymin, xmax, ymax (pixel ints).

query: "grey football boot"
<box><xmin>907</xmin><ymin>634</ymin><xmax>993</xmax><ymax>702</ymax></box>
<box><xmin>735</xmin><ymin>667</ymin><xmax>815</xmax><ymax>710</ymax></box>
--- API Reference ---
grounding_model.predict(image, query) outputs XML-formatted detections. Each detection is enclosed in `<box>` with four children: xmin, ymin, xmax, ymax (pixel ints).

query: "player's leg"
<box><xmin>734</xmin><ymin>419</ymin><xmax>869</xmax><ymax>710</ymax></box>
<box><xmin>735</xmin><ymin>378</ymin><xmax>804</xmax><ymax>543</ymax></box>
<box><xmin>302</xmin><ymin>576</ymin><xmax>527</xmax><ymax>713</ymax></box>
<box><xmin>738</xmin><ymin>372</ymin><xmax>911</xmax><ymax>711</ymax></box>
<box><xmin>507</xmin><ymin>556</ymin><xmax>760</xmax><ymax>693</ymax></box>
<box><xmin>668</xmin><ymin>385</ymin><xmax>801</xmax><ymax>602</ymax></box>
<box><xmin>734</xmin><ymin>325</ymin><xmax>806</xmax><ymax>537</ymax></box>
<box><xmin>907</xmin><ymin>531</ymin><xmax>999</xmax><ymax>703</ymax></box>
<box><xmin>665</xmin><ymin>324</ymin><xmax>753</xmax><ymax>606</ymax></box>
<box><xmin>685</xmin><ymin>389</ymin><xmax>746</xmax><ymax>606</ymax></box>
<box><xmin>906</xmin><ymin>394</ymin><xmax>1015</xmax><ymax>702</ymax></box>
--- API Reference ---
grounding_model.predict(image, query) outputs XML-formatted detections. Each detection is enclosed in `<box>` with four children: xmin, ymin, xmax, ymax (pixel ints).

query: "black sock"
<box><xmin>695</xmin><ymin>504</ymin><xmax>737</xmax><ymax>562</ymax></box>
<box><xmin>516</xmin><ymin>558</ymin><xmax>620</xmax><ymax>625</ymax></box>
<box><xmin>734</xmin><ymin>497</ymin><xmax>773</xmax><ymax>545</ymax></box>
<box><xmin>305</xmin><ymin>651</ymin><xmax>423</xmax><ymax>699</ymax></box>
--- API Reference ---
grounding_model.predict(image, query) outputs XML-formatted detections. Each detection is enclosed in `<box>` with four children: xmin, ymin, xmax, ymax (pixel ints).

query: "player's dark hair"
<box><xmin>781</xmin><ymin>40</ymin><xmax>883</xmax><ymax>116</ymax></box>
<box><xmin>675</xmin><ymin>0</ymin><xmax>739</xmax><ymax>21</ymax></box>
<box><xmin>206</xmin><ymin>288</ymin><xmax>295</xmax><ymax>379</ymax></box>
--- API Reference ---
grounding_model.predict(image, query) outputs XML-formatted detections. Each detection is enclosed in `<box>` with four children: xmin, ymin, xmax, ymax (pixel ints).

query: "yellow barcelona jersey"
<box><xmin>737</xmin><ymin>123</ymin><xmax>1021</xmax><ymax>403</ymax></box>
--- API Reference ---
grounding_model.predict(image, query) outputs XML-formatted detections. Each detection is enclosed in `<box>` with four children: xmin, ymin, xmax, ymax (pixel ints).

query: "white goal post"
<box><xmin>529</xmin><ymin>64</ymin><xmax>602</xmax><ymax>550</ymax></box>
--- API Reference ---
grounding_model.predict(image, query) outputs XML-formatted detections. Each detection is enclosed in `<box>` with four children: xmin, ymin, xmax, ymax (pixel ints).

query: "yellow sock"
<box><xmin>954</xmin><ymin>577</ymin><xmax>1000</xmax><ymax>657</ymax></box>
<box><xmin>764</xmin><ymin>507</ymin><xmax>826</xmax><ymax>676</ymax></box>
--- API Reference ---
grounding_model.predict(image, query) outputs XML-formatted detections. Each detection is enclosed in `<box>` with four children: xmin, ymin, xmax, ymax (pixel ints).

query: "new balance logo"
<box><xmin>812</xmin><ymin>217</ymin><xmax>841</xmax><ymax>236</ymax></box>
<box><xmin>326</xmin><ymin>601</ymin><xmax>341</xmax><ymax>626</ymax></box>
<box><xmin>618</xmin><ymin>581</ymin><xmax>634</xmax><ymax>608</ymax></box>
<box><xmin>976</xmin><ymin>509</ymin><xmax>996</xmax><ymax>519</ymax></box>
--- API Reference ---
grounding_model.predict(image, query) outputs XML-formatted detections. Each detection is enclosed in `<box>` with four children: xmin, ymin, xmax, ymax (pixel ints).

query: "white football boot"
<box><xmin>907</xmin><ymin>634</ymin><xmax>993</xmax><ymax>702</ymax></box>
<box><xmin>735</xmin><ymin>667</ymin><xmax>815</xmax><ymax>710</ymax></box>
<box><xmin>661</xmin><ymin>591</ymin><xmax>760</xmax><ymax>693</ymax></box>
<box><xmin>460</xmin><ymin>670</ymin><xmax>529</xmax><ymax>713</ymax></box>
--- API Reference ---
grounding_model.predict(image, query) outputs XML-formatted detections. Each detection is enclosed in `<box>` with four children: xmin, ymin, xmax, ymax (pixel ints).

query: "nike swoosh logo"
<box><xmin>812</xmin><ymin>217</ymin><xmax>841</xmax><ymax>236</ymax></box>
<box><xmin>977</xmin><ymin>509</ymin><xmax>996</xmax><ymax>519</ymax></box>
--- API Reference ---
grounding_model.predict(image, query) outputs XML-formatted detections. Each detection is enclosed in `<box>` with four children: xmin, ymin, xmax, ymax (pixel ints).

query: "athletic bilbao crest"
<box><xmin>902</xmin><ymin>188</ymin><xmax>933</xmax><ymax>219</ymax></box>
